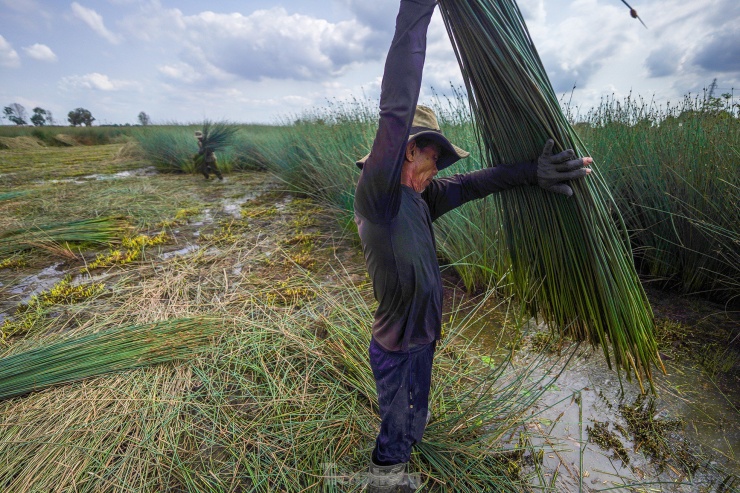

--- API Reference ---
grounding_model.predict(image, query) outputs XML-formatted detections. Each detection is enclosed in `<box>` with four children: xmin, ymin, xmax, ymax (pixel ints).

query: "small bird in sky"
<box><xmin>620</xmin><ymin>0</ymin><xmax>648</xmax><ymax>29</ymax></box>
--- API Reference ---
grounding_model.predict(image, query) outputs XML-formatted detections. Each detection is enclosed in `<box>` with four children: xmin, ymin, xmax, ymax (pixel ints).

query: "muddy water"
<box><xmin>458</xmin><ymin>311</ymin><xmax>740</xmax><ymax>491</ymax></box>
<box><xmin>39</xmin><ymin>166</ymin><xmax>158</xmax><ymax>184</ymax></box>
<box><xmin>0</xmin><ymin>189</ymin><xmax>265</xmax><ymax>325</ymax></box>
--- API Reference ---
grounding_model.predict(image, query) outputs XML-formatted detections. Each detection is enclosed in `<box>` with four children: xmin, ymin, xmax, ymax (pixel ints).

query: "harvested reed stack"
<box><xmin>437</xmin><ymin>0</ymin><xmax>662</xmax><ymax>388</ymax></box>
<box><xmin>0</xmin><ymin>217</ymin><xmax>126</xmax><ymax>256</ymax></box>
<box><xmin>0</xmin><ymin>317</ymin><xmax>218</xmax><ymax>401</ymax></box>
<box><xmin>196</xmin><ymin>120</ymin><xmax>239</xmax><ymax>154</ymax></box>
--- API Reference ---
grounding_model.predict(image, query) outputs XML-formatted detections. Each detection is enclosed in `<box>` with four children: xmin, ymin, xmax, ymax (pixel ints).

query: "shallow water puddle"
<box><xmin>161</xmin><ymin>244</ymin><xmax>200</xmax><ymax>259</ymax></box>
<box><xmin>9</xmin><ymin>262</ymin><xmax>65</xmax><ymax>297</ymax></box>
<box><xmin>38</xmin><ymin>166</ymin><xmax>158</xmax><ymax>184</ymax></box>
<box><xmin>515</xmin><ymin>340</ymin><xmax>740</xmax><ymax>490</ymax></box>
<box><xmin>451</xmin><ymin>297</ymin><xmax>739</xmax><ymax>489</ymax></box>
<box><xmin>222</xmin><ymin>191</ymin><xmax>261</xmax><ymax>218</ymax></box>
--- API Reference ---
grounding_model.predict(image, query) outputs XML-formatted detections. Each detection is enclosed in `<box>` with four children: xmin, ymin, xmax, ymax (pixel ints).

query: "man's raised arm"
<box><xmin>354</xmin><ymin>0</ymin><xmax>438</xmax><ymax>223</ymax></box>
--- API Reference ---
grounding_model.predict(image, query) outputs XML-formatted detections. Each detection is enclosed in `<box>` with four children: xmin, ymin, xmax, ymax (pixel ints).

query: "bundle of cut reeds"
<box><xmin>0</xmin><ymin>217</ymin><xmax>126</xmax><ymax>256</ymax></box>
<box><xmin>437</xmin><ymin>0</ymin><xmax>662</xmax><ymax>389</ymax></box>
<box><xmin>197</xmin><ymin>120</ymin><xmax>239</xmax><ymax>154</ymax></box>
<box><xmin>0</xmin><ymin>317</ymin><xmax>218</xmax><ymax>401</ymax></box>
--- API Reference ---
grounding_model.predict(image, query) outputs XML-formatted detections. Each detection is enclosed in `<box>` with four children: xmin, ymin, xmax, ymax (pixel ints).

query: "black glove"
<box><xmin>537</xmin><ymin>139</ymin><xmax>590</xmax><ymax>197</ymax></box>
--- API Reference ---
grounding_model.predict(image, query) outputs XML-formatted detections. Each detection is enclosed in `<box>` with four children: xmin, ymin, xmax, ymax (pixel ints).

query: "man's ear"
<box><xmin>405</xmin><ymin>140</ymin><xmax>417</xmax><ymax>162</ymax></box>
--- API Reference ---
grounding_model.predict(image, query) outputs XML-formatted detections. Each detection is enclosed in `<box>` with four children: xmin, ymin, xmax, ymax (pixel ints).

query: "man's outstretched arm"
<box><xmin>424</xmin><ymin>140</ymin><xmax>592</xmax><ymax>220</ymax></box>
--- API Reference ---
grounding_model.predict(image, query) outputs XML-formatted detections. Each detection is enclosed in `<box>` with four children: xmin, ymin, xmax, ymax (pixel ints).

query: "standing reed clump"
<box><xmin>258</xmin><ymin>99</ymin><xmax>377</xmax><ymax>213</ymax></box>
<box><xmin>133</xmin><ymin>126</ymin><xmax>197</xmax><ymax>173</ymax></box>
<box><xmin>576</xmin><ymin>93</ymin><xmax>740</xmax><ymax>304</ymax></box>
<box><xmin>437</xmin><ymin>0</ymin><xmax>662</xmax><ymax>389</ymax></box>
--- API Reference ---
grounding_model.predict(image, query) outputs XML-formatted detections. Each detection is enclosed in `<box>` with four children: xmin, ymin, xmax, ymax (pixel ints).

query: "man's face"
<box><xmin>406</xmin><ymin>141</ymin><xmax>441</xmax><ymax>192</ymax></box>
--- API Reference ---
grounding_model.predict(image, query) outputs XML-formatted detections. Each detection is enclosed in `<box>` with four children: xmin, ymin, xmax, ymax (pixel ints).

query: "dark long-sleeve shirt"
<box><xmin>354</xmin><ymin>0</ymin><xmax>536</xmax><ymax>352</ymax></box>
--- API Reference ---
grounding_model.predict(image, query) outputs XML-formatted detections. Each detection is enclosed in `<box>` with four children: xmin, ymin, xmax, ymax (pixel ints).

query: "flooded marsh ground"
<box><xmin>446</xmin><ymin>275</ymin><xmax>739</xmax><ymax>492</ymax></box>
<box><xmin>0</xmin><ymin>140</ymin><xmax>738</xmax><ymax>492</ymax></box>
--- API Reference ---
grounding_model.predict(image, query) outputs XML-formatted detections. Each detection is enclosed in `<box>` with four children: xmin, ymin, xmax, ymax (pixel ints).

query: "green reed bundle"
<box><xmin>437</xmin><ymin>0</ymin><xmax>661</xmax><ymax>388</ymax></box>
<box><xmin>0</xmin><ymin>191</ymin><xmax>27</xmax><ymax>202</ymax></box>
<box><xmin>0</xmin><ymin>217</ymin><xmax>126</xmax><ymax>256</ymax></box>
<box><xmin>197</xmin><ymin>120</ymin><xmax>239</xmax><ymax>153</ymax></box>
<box><xmin>0</xmin><ymin>318</ymin><xmax>218</xmax><ymax>400</ymax></box>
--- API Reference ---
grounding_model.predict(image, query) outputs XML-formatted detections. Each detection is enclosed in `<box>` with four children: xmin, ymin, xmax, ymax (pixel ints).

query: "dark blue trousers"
<box><xmin>369</xmin><ymin>338</ymin><xmax>435</xmax><ymax>465</ymax></box>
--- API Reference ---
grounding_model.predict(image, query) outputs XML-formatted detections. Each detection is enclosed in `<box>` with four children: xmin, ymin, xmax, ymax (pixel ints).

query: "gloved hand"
<box><xmin>537</xmin><ymin>139</ymin><xmax>592</xmax><ymax>197</ymax></box>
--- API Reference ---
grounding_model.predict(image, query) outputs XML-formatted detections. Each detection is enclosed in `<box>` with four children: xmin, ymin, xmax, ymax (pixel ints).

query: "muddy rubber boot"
<box><xmin>366</xmin><ymin>461</ymin><xmax>418</xmax><ymax>492</ymax></box>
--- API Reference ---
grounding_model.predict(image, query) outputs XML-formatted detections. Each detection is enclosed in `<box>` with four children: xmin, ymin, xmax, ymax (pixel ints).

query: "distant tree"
<box><xmin>137</xmin><ymin>111</ymin><xmax>151</xmax><ymax>126</ymax></box>
<box><xmin>68</xmin><ymin>107</ymin><xmax>95</xmax><ymax>127</ymax></box>
<box><xmin>30</xmin><ymin>107</ymin><xmax>49</xmax><ymax>126</ymax></box>
<box><xmin>3</xmin><ymin>103</ymin><xmax>27</xmax><ymax>125</ymax></box>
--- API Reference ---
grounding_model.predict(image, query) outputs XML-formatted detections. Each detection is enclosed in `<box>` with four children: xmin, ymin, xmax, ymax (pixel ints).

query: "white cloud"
<box><xmin>3</xmin><ymin>0</ymin><xmax>735</xmax><ymax>125</ymax></box>
<box><xmin>0</xmin><ymin>35</ymin><xmax>21</xmax><ymax>68</ymax></box>
<box><xmin>158</xmin><ymin>62</ymin><xmax>203</xmax><ymax>84</ymax></box>
<box><xmin>60</xmin><ymin>72</ymin><xmax>138</xmax><ymax>91</ymax></box>
<box><xmin>121</xmin><ymin>6</ymin><xmax>381</xmax><ymax>85</ymax></box>
<box><xmin>339</xmin><ymin>0</ymin><xmax>396</xmax><ymax>33</ymax></box>
<box><xmin>182</xmin><ymin>8</ymin><xmax>376</xmax><ymax>82</ymax></box>
<box><xmin>527</xmin><ymin>0</ymin><xmax>638</xmax><ymax>93</ymax></box>
<box><xmin>23</xmin><ymin>43</ymin><xmax>57</xmax><ymax>62</ymax></box>
<box><xmin>71</xmin><ymin>2</ymin><xmax>121</xmax><ymax>44</ymax></box>
<box><xmin>519</xmin><ymin>0</ymin><xmax>546</xmax><ymax>25</ymax></box>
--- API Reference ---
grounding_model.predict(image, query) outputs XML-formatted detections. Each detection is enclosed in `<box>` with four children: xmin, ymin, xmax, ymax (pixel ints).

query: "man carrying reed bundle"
<box><xmin>354</xmin><ymin>1</ymin><xmax>592</xmax><ymax>490</ymax></box>
<box><xmin>194</xmin><ymin>130</ymin><xmax>223</xmax><ymax>180</ymax></box>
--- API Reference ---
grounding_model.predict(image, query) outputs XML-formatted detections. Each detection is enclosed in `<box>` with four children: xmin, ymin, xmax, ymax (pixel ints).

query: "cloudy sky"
<box><xmin>1</xmin><ymin>0</ymin><xmax>738</xmax><ymax>125</ymax></box>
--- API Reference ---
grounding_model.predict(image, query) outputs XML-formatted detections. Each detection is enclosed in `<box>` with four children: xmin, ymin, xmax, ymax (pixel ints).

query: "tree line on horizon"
<box><xmin>2</xmin><ymin>103</ymin><xmax>151</xmax><ymax>127</ymax></box>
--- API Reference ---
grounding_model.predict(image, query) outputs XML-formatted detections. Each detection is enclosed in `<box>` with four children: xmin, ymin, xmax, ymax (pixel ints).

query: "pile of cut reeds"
<box><xmin>437</xmin><ymin>0</ymin><xmax>661</xmax><ymax>389</ymax></box>
<box><xmin>0</xmin><ymin>270</ymin><xmax>562</xmax><ymax>491</ymax></box>
<box><xmin>0</xmin><ymin>317</ymin><xmax>219</xmax><ymax>401</ymax></box>
<box><xmin>0</xmin><ymin>217</ymin><xmax>126</xmax><ymax>256</ymax></box>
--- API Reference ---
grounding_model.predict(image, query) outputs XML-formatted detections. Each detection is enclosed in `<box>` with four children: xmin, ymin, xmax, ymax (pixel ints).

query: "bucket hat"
<box><xmin>356</xmin><ymin>105</ymin><xmax>469</xmax><ymax>170</ymax></box>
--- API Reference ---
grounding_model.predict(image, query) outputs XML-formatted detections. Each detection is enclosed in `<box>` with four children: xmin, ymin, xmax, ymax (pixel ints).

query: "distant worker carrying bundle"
<box><xmin>194</xmin><ymin>130</ymin><xmax>223</xmax><ymax>180</ymax></box>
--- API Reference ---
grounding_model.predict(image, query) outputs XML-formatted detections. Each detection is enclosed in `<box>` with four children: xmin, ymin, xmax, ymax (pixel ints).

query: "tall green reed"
<box><xmin>256</xmin><ymin>98</ymin><xmax>377</xmax><ymax>230</ymax></box>
<box><xmin>0</xmin><ymin>317</ymin><xmax>218</xmax><ymax>400</ymax></box>
<box><xmin>237</xmin><ymin>86</ymin><xmax>737</xmax><ymax>384</ymax></box>
<box><xmin>576</xmin><ymin>93</ymin><xmax>739</xmax><ymax>304</ymax></box>
<box><xmin>133</xmin><ymin>126</ymin><xmax>198</xmax><ymax>173</ymax></box>
<box><xmin>437</xmin><ymin>0</ymin><xmax>660</xmax><ymax>388</ymax></box>
<box><xmin>0</xmin><ymin>217</ymin><xmax>126</xmax><ymax>256</ymax></box>
<box><xmin>133</xmin><ymin>124</ymin><xmax>278</xmax><ymax>174</ymax></box>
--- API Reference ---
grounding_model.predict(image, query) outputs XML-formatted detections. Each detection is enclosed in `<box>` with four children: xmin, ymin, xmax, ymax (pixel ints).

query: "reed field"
<box><xmin>236</xmin><ymin>91</ymin><xmax>739</xmax><ymax>307</ymax></box>
<box><xmin>0</xmin><ymin>88</ymin><xmax>738</xmax><ymax>491</ymax></box>
<box><xmin>0</xmin><ymin>146</ymin><xmax>574</xmax><ymax>491</ymax></box>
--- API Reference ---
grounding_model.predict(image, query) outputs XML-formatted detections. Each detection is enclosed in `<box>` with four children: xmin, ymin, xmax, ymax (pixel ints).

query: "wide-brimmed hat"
<box><xmin>356</xmin><ymin>105</ymin><xmax>469</xmax><ymax>170</ymax></box>
<box><xmin>194</xmin><ymin>130</ymin><xmax>203</xmax><ymax>138</ymax></box>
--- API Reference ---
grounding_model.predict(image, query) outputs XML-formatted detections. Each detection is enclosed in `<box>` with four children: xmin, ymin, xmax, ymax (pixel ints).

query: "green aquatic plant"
<box><xmin>437</xmin><ymin>0</ymin><xmax>661</xmax><ymax>388</ymax></box>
